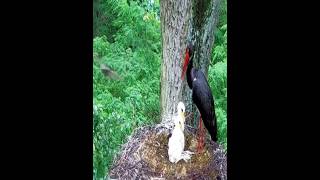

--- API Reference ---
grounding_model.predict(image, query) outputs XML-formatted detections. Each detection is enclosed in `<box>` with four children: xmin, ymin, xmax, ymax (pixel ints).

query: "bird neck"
<box><xmin>176</xmin><ymin>122</ymin><xmax>184</xmax><ymax>132</ymax></box>
<box><xmin>175</xmin><ymin>114</ymin><xmax>185</xmax><ymax>131</ymax></box>
<box><xmin>186</xmin><ymin>58</ymin><xmax>194</xmax><ymax>89</ymax></box>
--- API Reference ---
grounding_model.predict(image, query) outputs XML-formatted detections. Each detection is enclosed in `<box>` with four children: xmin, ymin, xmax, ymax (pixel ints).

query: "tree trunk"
<box><xmin>160</xmin><ymin>0</ymin><xmax>220</xmax><ymax>125</ymax></box>
<box><xmin>160</xmin><ymin>0</ymin><xmax>192</xmax><ymax>122</ymax></box>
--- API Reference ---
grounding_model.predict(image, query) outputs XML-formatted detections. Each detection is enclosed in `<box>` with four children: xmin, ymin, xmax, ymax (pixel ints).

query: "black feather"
<box><xmin>185</xmin><ymin>45</ymin><xmax>218</xmax><ymax>142</ymax></box>
<box><xmin>192</xmin><ymin>69</ymin><xmax>217</xmax><ymax>141</ymax></box>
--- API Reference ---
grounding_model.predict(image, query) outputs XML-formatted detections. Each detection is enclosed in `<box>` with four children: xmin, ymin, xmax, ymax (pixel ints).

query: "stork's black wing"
<box><xmin>192</xmin><ymin>69</ymin><xmax>217</xmax><ymax>141</ymax></box>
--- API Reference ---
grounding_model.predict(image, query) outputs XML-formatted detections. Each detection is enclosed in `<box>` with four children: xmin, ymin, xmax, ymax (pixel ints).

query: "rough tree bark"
<box><xmin>160</xmin><ymin>0</ymin><xmax>220</xmax><ymax>126</ymax></box>
<box><xmin>160</xmin><ymin>0</ymin><xmax>192</xmax><ymax>122</ymax></box>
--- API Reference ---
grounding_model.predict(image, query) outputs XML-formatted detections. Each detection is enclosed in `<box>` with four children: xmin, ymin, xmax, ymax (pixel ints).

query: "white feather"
<box><xmin>168</xmin><ymin>102</ymin><xmax>194</xmax><ymax>163</ymax></box>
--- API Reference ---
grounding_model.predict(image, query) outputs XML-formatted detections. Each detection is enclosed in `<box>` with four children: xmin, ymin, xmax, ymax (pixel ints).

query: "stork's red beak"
<box><xmin>181</xmin><ymin>48</ymin><xmax>190</xmax><ymax>80</ymax></box>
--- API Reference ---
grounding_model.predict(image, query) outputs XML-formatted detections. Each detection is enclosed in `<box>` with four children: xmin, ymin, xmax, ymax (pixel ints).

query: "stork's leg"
<box><xmin>197</xmin><ymin>115</ymin><xmax>205</xmax><ymax>153</ymax></box>
<box><xmin>196</xmin><ymin>115</ymin><xmax>202</xmax><ymax>152</ymax></box>
<box><xmin>200</xmin><ymin>116</ymin><xmax>204</xmax><ymax>151</ymax></box>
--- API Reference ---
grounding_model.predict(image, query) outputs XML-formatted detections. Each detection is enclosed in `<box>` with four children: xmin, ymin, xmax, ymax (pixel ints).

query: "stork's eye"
<box><xmin>181</xmin><ymin>108</ymin><xmax>184</xmax><ymax>112</ymax></box>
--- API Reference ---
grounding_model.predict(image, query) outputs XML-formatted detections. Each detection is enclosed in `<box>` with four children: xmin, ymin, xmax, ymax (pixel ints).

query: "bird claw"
<box><xmin>182</xmin><ymin>155</ymin><xmax>191</xmax><ymax>162</ymax></box>
<box><xmin>181</xmin><ymin>151</ymin><xmax>195</xmax><ymax>162</ymax></box>
<box><xmin>184</xmin><ymin>150</ymin><xmax>195</xmax><ymax>155</ymax></box>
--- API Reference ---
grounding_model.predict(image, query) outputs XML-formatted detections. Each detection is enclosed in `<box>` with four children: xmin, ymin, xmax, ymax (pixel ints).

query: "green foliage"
<box><xmin>93</xmin><ymin>0</ymin><xmax>227</xmax><ymax>179</ymax></box>
<box><xmin>208</xmin><ymin>61</ymin><xmax>227</xmax><ymax>149</ymax></box>
<box><xmin>217</xmin><ymin>0</ymin><xmax>227</xmax><ymax>26</ymax></box>
<box><xmin>93</xmin><ymin>0</ymin><xmax>119</xmax><ymax>41</ymax></box>
<box><xmin>209</xmin><ymin>0</ymin><xmax>227</xmax><ymax>149</ymax></box>
<box><xmin>93</xmin><ymin>0</ymin><xmax>161</xmax><ymax>179</ymax></box>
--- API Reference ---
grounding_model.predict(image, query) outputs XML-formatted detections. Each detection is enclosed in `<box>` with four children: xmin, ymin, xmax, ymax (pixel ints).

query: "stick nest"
<box><xmin>108</xmin><ymin>124</ymin><xmax>227</xmax><ymax>180</ymax></box>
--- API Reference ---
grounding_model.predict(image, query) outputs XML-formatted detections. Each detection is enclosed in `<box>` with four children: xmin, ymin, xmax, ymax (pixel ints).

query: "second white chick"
<box><xmin>168</xmin><ymin>102</ymin><xmax>194</xmax><ymax>163</ymax></box>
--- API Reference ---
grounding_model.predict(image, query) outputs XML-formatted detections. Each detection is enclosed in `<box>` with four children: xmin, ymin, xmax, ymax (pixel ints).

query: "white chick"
<box><xmin>168</xmin><ymin>102</ymin><xmax>194</xmax><ymax>163</ymax></box>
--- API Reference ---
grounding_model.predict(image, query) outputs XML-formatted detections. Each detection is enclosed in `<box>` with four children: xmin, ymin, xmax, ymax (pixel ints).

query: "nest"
<box><xmin>108</xmin><ymin>124</ymin><xmax>227</xmax><ymax>180</ymax></box>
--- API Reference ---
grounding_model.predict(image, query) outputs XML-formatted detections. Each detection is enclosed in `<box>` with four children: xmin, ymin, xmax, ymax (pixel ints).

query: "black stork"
<box><xmin>181</xmin><ymin>44</ymin><xmax>218</xmax><ymax>153</ymax></box>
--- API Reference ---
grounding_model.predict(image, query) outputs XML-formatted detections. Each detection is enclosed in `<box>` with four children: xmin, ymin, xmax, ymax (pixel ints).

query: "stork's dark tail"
<box><xmin>210</xmin><ymin>115</ymin><xmax>218</xmax><ymax>142</ymax></box>
<box><xmin>211</xmin><ymin>129</ymin><xmax>218</xmax><ymax>142</ymax></box>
